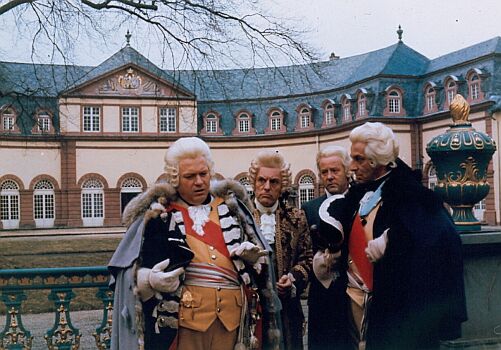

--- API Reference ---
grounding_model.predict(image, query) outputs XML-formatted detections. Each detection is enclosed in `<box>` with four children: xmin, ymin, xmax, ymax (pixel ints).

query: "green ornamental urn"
<box><xmin>426</xmin><ymin>94</ymin><xmax>496</xmax><ymax>231</ymax></box>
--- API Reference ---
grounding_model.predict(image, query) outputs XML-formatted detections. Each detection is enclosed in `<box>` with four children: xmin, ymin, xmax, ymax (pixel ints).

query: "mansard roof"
<box><xmin>426</xmin><ymin>37</ymin><xmax>501</xmax><ymax>73</ymax></box>
<box><xmin>175</xmin><ymin>42</ymin><xmax>429</xmax><ymax>102</ymax></box>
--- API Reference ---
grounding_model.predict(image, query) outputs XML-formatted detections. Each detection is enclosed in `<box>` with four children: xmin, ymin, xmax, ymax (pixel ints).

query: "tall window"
<box><xmin>238</xmin><ymin>176</ymin><xmax>254</xmax><ymax>197</ymax></box>
<box><xmin>159</xmin><ymin>108</ymin><xmax>176</xmax><ymax>133</ymax></box>
<box><xmin>0</xmin><ymin>179</ymin><xmax>20</xmax><ymax>229</ymax></box>
<box><xmin>122</xmin><ymin>107</ymin><xmax>139</xmax><ymax>132</ymax></box>
<box><xmin>469</xmin><ymin>74</ymin><xmax>480</xmax><ymax>100</ymax></box>
<box><xmin>33</xmin><ymin>179</ymin><xmax>55</xmax><ymax>228</ymax></box>
<box><xmin>342</xmin><ymin>100</ymin><xmax>351</xmax><ymax>122</ymax></box>
<box><xmin>81</xmin><ymin>178</ymin><xmax>104</xmax><ymax>227</ymax></box>
<box><xmin>388</xmin><ymin>91</ymin><xmax>401</xmax><ymax>113</ymax></box>
<box><xmin>298</xmin><ymin>175</ymin><xmax>315</xmax><ymax>208</ymax></box>
<box><xmin>1</xmin><ymin>108</ymin><xmax>16</xmax><ymax>131</ymax></box>
<box><xmin>358</xmin><ymin>95</ymin><xmax>366</xmax><ymax>118</ymax></box>
<box><xmin>300</xmin><ymin>108</ymin><xmax>310</xmax><ymax>128</ymax></box>
<box><xmin>83</xmin><ymin>106</ymin><xmax>100</xmax><ymax>132</ymax></box>
<box><xmin>239</xmin><ymin>113</ymin><xmax>250</xmax><ymax>133</ymax></box>
<box><xmin>121</xmin><ymin>177</ymin><xmax>142</xmax><ymax>213</ymax></box>
<box><xmin>473</xmin><ymin>200</ymin><xmax>486</xmax><ymax>222</ymax></box>
<box><xmin>271</xmin><ymin>111</ymin><xmax>282</xmax><ymax>131</ymax></box>
<box><xmin>324</xmin><ymin>103</ymin><xmax>335</xmax><ymax>125</ymax></box>
<box><xmin>446</xmin><ymin>81</ymin><xmax>457</xmax><ymax>105</ymax></box>
<box><xmin>206</xmin><ymin>114</ymin><xmax>218</xmax><ymax>133</ymax></box>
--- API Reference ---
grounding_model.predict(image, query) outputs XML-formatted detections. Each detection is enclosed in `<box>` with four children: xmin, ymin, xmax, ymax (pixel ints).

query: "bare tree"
<box><xmin>0</xmin><ymin>0</ymin><xmax>317</xmax><ymax>70</ymax></box>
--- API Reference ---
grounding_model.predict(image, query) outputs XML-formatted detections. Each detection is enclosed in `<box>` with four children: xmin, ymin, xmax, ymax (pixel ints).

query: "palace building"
<box><xmin>2</xmin><ymin>33</ymin><xmax>501</xmax><ymax>230</ymax></box>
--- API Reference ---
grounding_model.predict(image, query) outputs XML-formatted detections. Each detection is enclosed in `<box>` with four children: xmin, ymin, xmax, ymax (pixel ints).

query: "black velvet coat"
<box><xmin>320</xmin><ymin>159</ymin><xmax>467</xmax><ymax>350</ymax></box>
<box><xmin>302</xmin><ymin>195</ymin><xmax>357</xmax><ymax>350</ymax></box>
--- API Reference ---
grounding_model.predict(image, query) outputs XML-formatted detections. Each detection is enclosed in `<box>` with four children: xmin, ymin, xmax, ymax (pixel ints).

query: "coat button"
<box><xmin>217</xmin><ymin>308</ymin><xmax>221</xmax><ymax>312</ymax></box>
<box><xmin>211</xmin><ymin>254</ymin><xmax>217</xmax><ymax>260</ymax></box>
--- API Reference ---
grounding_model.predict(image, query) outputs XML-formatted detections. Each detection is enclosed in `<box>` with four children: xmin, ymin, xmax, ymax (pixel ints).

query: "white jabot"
<box><xmin>255</xmin><ymin>199</ymin><xmax>279</xmax><ymax>244</ymax></box>
<box><xmin>187</xmin><ymin>204</ymin><xmax>211</xmax><ymax>236</ymax></box>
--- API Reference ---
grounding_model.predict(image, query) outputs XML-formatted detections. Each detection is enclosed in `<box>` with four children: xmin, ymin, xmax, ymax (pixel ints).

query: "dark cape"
<box><xmin>319</xmin><ymin>159</ymin><xmax>467</xmax><ymax>350</ymax></box>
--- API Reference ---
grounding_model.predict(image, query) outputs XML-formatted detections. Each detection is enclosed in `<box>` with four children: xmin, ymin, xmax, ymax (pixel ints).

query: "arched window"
<box><xmin>300</xmin><ymin>108</ymin><xmax>310</xmax><ymax>128</ymax></box>
<box><xmin>121</xmin><ymin>177</ymin><xmax>143</xmax><ymax>213</ymax></box>
<box><xmin>342</xmin><ymin>97</ymin><xmax>351</xmax><ymax>122</ymax></box>
<box><xmin>357</xmin><ymin>94</ymin><xmax>367</xmax><ymax>118</ymax></box>
<box><xmin>298</xmin><ymin>175</ymin><xmax>315</xmax><ymax>208</ymax></box>
<box><xmin>1</xmin><ymin>179</ymin><xmax>20</xmax><ymax>229</ymax></box>
<box><xmin>324</xmin><ymin>103</ymin><xmax>335</xmax><ymax>125</ymax></box>
<box><xmin>238</xmin><ymin>176</ymin><xmax>254</xmax><ymax>197</ymax></box>
<box><xmin>34</xmin><ymin>111</ymin><xmax>52</xmax><ymax>133</ymax></box>
<box><xmin>205</xmin><ymin>114</ymin><xmax>218</xmax><ymax>134</ymax></box>
<box><xmin>1</xmin><ymin>107</ymin><xmax>17</xmax><ymax>132</ymax></box>
<box><xmin>445</xmin><ymin>80</ymin><xmax>458</xmax><ymax>106</ymax></box>
<box><xmin>81</xmin><ymin>178</ymin><xmax>104</xmax><ymax>227</ymax></box>
<box><xmin>270</xmin><ymin>111</ymin><xmax>282</xmax><ymax>131</ymax></box>
<box><xmin>469</xmin><ymin>74</ymin><xmax>480</xmax><ymax>101</ymax></box>
<box><xmin>424</xmin><ymin>84</ymin><xmax>437</xmax><ymax>114</ymax></box>
<box><xmin>238</xmin><ymin>113</ymin><xmax>250</xmax><ymax>133</ymax></box>
<box><xmin>33</xmin><ymin>179</ymin><xmax>55</xmax><ymax>228</ymax></box>
<box><xmin>388</xmin><ymin>91</ymin><xmax>401</xmax><ymax>113</ymax></box>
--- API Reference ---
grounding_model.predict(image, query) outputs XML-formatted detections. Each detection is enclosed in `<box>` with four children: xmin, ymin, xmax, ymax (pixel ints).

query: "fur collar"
<box><xmin>122</xmin><ymin>179</ymin><xmax>251</xmax><ymax>227</ymax></box>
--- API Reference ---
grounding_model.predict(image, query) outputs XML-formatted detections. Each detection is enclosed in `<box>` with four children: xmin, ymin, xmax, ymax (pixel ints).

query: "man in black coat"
<box><xmin>302</xmin><ymin>145</ymin><xmax>357</xmax><ymax>350</ymax></box>
<box><xmin>319</xmin><ymin>122</ymin><xmax>467</xmax><ymax>350</ymax></box>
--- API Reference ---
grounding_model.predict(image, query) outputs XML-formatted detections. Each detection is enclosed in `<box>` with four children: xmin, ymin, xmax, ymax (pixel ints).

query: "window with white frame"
<box><xmin>120</xmin><ymin>177</ymin><xmax>142</xmax><ymax>213</ymax></box>
<box><xmin>238</xmin><ymin>176</ymin><xmax>254</xmax><ymax>197</ymax></box>
<box><xmin>428</xmin><ymin>166</ymin><xmax>437</xmax><ymax>191</ymax></box>
<box><xmin>159</xmin><ymin>107</ymin><xmax>176</xmax><ymax>133</ymax></box>
<box><xmin>426</xmin><ymin>87</ymin><xmax>435</xmax><ymax>112</ymax></box>
<box><xmin>388</xmin><ymin>90</ymin><xmax>401</xmax><ymax>113</ymax></box>
<box><xmin>83</xmin><ymin>106</ymin><xmax>101</xmax><ymax>132</ymax></box>
<box><xmin>37</xmin><ymin>112</ymin><xmax>51</xmax><ymax>132</ymax></box>
<box><xmin>473</xmin><ymin>199</ymin><xmax>485</xmax><ymax>222</ymax></box>
<box><xmin>33</xmin><ymin>179</ymin><xmax>55</xmax><ymax>228</ymax></box>
<box><xmin>270</xmin><ymin>111</ymin><xmax>282</xmax><ymax>131</ymax></box>
<box><xmin>239</xmin><ymin>113</ymin><xmax>250</xmax><ymax>133</ymax></box>
<box><xmin>300</xmin><ymin>108</ymin><xmax>310</xmax><ymax>128</ymax></box>
<box><xmin>343</xmin><ymin>103</ymin><xmax>351</xmax><ymax>122</ymax></box>
<box><xmin>206</xmin><ymin>114</ymin><xmax>218</xmax><ymax>133</ymax></box>
<box><xmin>358</xmin><ymin>97</ymin><xmax>366</xmax><ymax>117</ymax></box>
<box><xmin>0</xmin><ymin>179</ymin><xmax>20</xmax><ymax>229</ymax></box>
<box><xmin>2</xmin><ymin>108</ymin><xmax>15</xmax><ymax>131</ymax></box>
<box><xmin>298</xmin><ymin>174</ymin><xmax>315</xmax><ymax>208</ymax></box>
<box><xmin>122</xmin><ymin>107</ymin><xmax>139</xmax><ymax>132</ymax></box>
<box><xmin>324</xmin><ymin>104</ymin><xmax>335</xmax><ymax>125</ymax></box>
<box><xmin>81</xmin><ymin>178</ymin><xmax>104</xmax><ymax>226</ymax></box>
<box><xmin>446</xmin><ymin>81</ymin><xmax>457</xmax><ymax>105</ymax></box>
<box><xmin>470</xmin><ymin>75</ymin><xmax>480</xmax><ymax>100</ymax></box>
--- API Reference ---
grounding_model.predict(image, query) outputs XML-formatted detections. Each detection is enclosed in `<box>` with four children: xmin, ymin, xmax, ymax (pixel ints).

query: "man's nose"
<box><xmin>194</xmin><ymin>175</ymin><xmax>203</xmax><ymax>184</ymax></box>
<box><xmin>263</xmin><ymin>180</ymin><xmax>271</xmax><ymax>190</ymax></box>
<box><xmin>349</xmin><ymin>161</ymin><xmax>357</xmax><ymax>171</ymax></box>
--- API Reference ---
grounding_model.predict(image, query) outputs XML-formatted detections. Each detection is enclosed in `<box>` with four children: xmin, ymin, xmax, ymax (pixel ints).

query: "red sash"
<box><xmin>348</xmin><ymin>213</ymin><xmax>373</xmax><ymax>291</ymax></box>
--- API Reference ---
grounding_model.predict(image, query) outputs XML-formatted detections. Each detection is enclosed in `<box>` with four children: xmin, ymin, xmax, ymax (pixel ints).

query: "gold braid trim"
<box><xmin>292</xmin><ymin>265</ymin><xmax>309</xmax><ymax>282</ymax></box>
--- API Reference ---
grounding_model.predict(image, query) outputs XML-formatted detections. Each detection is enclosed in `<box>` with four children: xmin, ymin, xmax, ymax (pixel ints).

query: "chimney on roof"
<box><xmin>329</xmin><ymin>52</ymin><xmax>340</xmax><ymax>61</ymax></box>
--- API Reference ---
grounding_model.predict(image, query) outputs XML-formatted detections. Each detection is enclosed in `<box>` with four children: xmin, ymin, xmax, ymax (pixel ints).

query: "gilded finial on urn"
<box><xmin>450</xmin><ymin>94</ymin><xmax>471</xmax><ymax>126</ymax></box>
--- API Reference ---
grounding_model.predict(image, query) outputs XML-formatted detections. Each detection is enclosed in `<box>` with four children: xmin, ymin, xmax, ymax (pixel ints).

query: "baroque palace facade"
<box><xmin>1</xmin><ymin>35</ymin><xmax>501</xmax><ymax>230</ymax></box>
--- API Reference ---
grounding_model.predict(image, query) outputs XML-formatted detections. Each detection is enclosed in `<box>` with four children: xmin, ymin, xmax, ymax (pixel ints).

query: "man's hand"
<box><xmin>148</xmin><ymin>258</ymin><xmax>185</xmax><ymax>293</ymax></box>
<box><xmin>230</xmin><ymin>242</ymin><xmax>268</xmax><ymax>265</ymax></box>
<box><xmin>365</xmin><ymin>229</ymin><xmax>389</xmax><ymax>263</ymax></box>
<box><xmin>276</xmin><ymin>274</ymin><xmax>293</xmax><ymax>297</ymax></box>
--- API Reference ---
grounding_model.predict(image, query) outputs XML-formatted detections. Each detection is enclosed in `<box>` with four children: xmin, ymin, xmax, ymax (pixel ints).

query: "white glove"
<box><xmin>229</xmin><ymin>241</ymin><xmax>268</xmax><ymax>265</ymax></box>
<box><xmin>313</xmin><ymin>249</ymin><xmax>341</xmax><ymax>289</ymax></box>
<box><xmin>137</xmin><ymin>267</ymin><xmax>155</xmax><ymax>301</ymax></box>
<box><xmin>148</xmin><ymin>258</ymin><xmax>185</xmax><ymax>293</ymax></box>
<box><xmin>365</xmin><ymin>229</ymin><xmax>389</xmax><ymax>263</ymax></box>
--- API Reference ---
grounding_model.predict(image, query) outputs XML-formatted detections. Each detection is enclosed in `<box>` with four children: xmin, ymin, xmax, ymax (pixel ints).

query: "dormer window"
<box><xmin>424</xmin><ymin>83</ymin><xmax>437</xmax><ymax>114</ymax></box>
<box><xmin>1</xmin><ymin>107</ymin><xmax>17</xmax><ymax>132</ymax></box>
<box><xmin>445</xmin><ymin>79</ymin><xmax>458</xmax><ymax>107</ymax></box>
<box><xmin>33</xmin><ymin>111</ymin><xmax>53</xmax><ymax>134</ymax></box>
<box><xmin>357</xmin><ymin>94</ymin><xmax>367</xmax><ymax>118</ymax></box>
<box><xmin>470</xmin><ymin>75</ymin><xmax>480</xmax><ymax>100</ymax></box>
<box><xmin>206</xmin><ymin>114</ymin><xmax>218</xmax><ymax>133</ymax></box>
<box><xmin>324</xmin><ymin>103</ymin><xmax>335</xmax><ymax>125</ymax></box>
<box><xmin>295</xmin><ymin>104</ymin><xmax>314</xmax><ymax>131</ymax></box>
<box><xmin>265</xmin><ymin>108</ymin><xmax>286</xmax><ymax>133</ymax></box>
<box><xmin>233</xmin><ymin>110</ymin><xmax>256</xmax><ymax>135</ymax></box>
<box><xmin>383</xmin><ymin>86</ymin><xmax>406</xmax><ymax>116</ymax></box>
<box><xmin>466</xmin><ymin>69</ymin><xmax>484</xmax><ymax>103</ymax></box>
<box><xmin>341</xmin><ymin>96</ymin><xmax>351</xmax><ymax>122</ymax></box>
<box><xmin>201</xmin><ymin>111</ymin><xmax>223</xmax><ymax>135</ymax></box>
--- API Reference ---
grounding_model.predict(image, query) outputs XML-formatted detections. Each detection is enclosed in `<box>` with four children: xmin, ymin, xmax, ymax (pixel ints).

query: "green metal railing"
<box><xmin>0</xmin><ymin>266</ymin><xmax>113</xmax><ymax>350</ymax></box>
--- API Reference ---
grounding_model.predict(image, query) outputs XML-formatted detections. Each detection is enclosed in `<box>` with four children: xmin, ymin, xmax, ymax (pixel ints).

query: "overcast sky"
<box><xmin>0</xmin><ymin>0</ymin><xmax>500</xmax><ymax>66</ymax></box>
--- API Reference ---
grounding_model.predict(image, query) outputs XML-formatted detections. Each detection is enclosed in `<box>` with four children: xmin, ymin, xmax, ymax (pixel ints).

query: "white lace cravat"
<box><xmin>255</xmin><ymin>200</ymin><xmax>279</xmax><ymax>244</ymax></box>
<box><xmin>187</xmin><ymin>204</ymin><xmax>211</xmax><ymax>236</ymax></box>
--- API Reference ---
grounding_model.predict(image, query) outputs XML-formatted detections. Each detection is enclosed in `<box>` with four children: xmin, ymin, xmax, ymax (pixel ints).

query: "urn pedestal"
<box><xmin>426</xmin><ymin>95</ymin><xmax>496</xmax><ymax>231</ymax></box>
